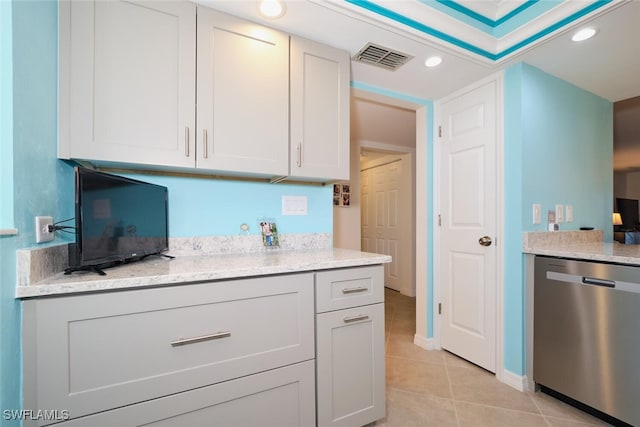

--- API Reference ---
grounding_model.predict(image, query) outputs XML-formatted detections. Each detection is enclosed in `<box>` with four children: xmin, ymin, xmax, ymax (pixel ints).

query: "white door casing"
<box><xmin>436</xmin><ymin>76</ymin><xmax>502</xmax><ymax>373</ymax></box>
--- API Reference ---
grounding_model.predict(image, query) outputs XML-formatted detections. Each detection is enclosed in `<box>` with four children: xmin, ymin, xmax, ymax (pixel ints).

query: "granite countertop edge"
<box><xmin>17</xmin><ymin>248</ymin><xmax>392</xmax><ymax>299</ymax></box>
<box><xmin>523</xmin><ymin>241</ymin><xmax>640</xmax><ymax>265</ymax></box>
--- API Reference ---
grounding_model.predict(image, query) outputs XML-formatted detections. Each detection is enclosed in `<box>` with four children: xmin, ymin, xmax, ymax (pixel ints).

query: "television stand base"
<box><xmin>64</xmin><ymin>265</ymin><xmax>107</xmax><ymax>276</ymax></box>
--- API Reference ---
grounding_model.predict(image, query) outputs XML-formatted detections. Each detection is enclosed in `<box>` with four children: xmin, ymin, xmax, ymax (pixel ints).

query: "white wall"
<box><xmin>333</xmin><ymin>138</ymin><xmax>361</xmax><ymax>250</ymax></box>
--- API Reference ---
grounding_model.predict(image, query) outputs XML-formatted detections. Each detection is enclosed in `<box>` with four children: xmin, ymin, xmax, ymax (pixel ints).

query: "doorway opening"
<box><xmin>333</xmin><ymin>87</ymin><xmax>429</xmax><ymax>345</ymax></box>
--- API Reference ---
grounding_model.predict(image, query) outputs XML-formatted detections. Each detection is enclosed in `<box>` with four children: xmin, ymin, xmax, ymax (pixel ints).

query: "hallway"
<box><xmin>377</xmin><ymin>289</ymin><xmax>611</xmax><ymax>426</ymax></box>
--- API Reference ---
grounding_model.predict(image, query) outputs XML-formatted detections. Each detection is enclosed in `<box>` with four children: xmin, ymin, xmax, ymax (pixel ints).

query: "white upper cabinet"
<box><xmin>59</xmin><ymin>1</ymin><xmax>350</xmax><ymax>182</ymax></box>
<box><xmin>196</xmin><ymin>8</ymin><xmax>289</xmax><ymax>177</ymax></box>
<box><xmin>289</xmin><ymin>37</ymin><xmax>351</xmax><ymax>182</ymax></box>
<box><xmin>58</xmin><ymin>0</ymin><xmax>196</xmax><ymax>168</ymax></box>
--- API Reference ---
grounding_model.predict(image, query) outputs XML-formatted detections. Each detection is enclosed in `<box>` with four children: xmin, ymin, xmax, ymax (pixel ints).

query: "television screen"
<box><xmin>616</xmin><ymin>198</ymin><xmax>639</xmax><ymax>230</ymax></box>
<box><xmin>67</xmin><ymin>167</ymin><xmax>169</xmax><ymax>274</ymax></box>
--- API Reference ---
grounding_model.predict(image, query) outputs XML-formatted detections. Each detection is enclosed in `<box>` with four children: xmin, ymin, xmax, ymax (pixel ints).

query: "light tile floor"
<box><xmin>376</xmin><ymin>288</ymin><xmax>613</xmax><ymax>427</ymax></box>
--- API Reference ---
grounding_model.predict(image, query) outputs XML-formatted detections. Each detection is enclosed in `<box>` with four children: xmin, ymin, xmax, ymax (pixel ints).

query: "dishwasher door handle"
<box><xmin>582</xmin><ymin>277</ymin><xmax>616</xmax><ymax>288</ymax></box>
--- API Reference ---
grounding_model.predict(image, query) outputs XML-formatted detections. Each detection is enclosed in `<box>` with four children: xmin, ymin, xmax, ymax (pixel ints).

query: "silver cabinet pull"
<box><xmin>184</xmin><ymin>126</ymin><xmax>190</xmax><ymax>157</ymax></box>
<box><xmin>297</xmin><ymin>142</ymin><xmax>302</xmax><ymax>167</ymax></box>
<box><xmin>343</xmin><ymin>314</ymin><xmax>369</xmax><ymax>323</ymax></box>
<box><xmin>203</xmin><ymin>129</ymin><xmax>208</xmax><ymax>159</ymax></box>
<box><xmin>170</xmin><ymin>331</ymin><xmax>231</xmax><ymax>347</ymax></box>
<box><xmin>342</xmin><ymin>286</ymin><xmax>368</xmax><ymax>294</ymax></box>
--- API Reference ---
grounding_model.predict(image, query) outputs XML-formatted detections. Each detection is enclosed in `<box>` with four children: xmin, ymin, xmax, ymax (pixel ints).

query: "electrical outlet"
<box><xmin>35</xmin><ymin>216</ymin><xmax>54</xmax><ymax>243</ymax></box>
<box><xmin>566</xmin><ymin>205</ymin><xmax>573</xmax><ymax>222</ymax></box>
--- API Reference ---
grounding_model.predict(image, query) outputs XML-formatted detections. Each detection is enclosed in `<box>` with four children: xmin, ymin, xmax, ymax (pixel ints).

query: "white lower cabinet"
<box><xmin>315</xmin><ymin>266</ymin><xmax>386</xmax><ymax>427</ymax></box>
<box><xmin>21</xmin><ymin>265</ymin><xmax>385</xmax><ymax>427</ymax></box>
<box><xmin>22</xmin><ymin>273</ymin><xmax>315</xmax><ymax>426</ymax></box>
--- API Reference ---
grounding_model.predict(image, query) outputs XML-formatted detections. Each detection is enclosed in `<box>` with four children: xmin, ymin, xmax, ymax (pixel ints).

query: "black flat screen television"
<box><xmin>66</xmin><ymin>167</ymin><xmax>169</xmax><ymax>275</ymax></box>
<box><xmin>616</xmin><ymin>197</ymin><xmax>639</xmax><ymax>231</ymax></box>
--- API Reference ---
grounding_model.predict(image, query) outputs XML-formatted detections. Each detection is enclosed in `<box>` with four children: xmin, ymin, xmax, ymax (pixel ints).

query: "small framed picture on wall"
<box><xmin>333</xmin><ymin>183</ymin><xmax>351</xmax><ymax>207</ymax></box>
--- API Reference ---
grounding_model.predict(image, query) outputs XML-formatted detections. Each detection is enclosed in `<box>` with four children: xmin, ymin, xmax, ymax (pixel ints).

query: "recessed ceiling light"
<box><xmin>258</xmin><ymin>0</ymin><xmax>286</xmax><ymax>19</ymax></box>
<box><xmin>571</xmin><ymin>28</ymin><xmax>597</xmax><ymax>42</ymax></box>
<box><xmin>425</xmin><ymin>56</ymin><xmax>442</xmax><ymax>68</ymax></box>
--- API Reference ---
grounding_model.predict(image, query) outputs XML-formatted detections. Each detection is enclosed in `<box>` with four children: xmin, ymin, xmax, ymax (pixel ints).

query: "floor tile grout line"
<box><xmin>529</xmin><ymin>392</ymin><xmax>553</xmax><ymax>426</ymax></box>
<box><xmin>443</xmin><ymin>348</ymin><xmax>462</xmax><ymax>427</ymax></box>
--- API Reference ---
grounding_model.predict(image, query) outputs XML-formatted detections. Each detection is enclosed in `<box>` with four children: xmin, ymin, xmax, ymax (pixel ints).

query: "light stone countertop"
<box><xmin>16</xmin><ymin>248</ymin><xmax>391</xmax><ymax>299</ymax></box>
<box><xmin>523</xmin><ymin>230</ymin><xmax>640</xmax><ymax>265</ymax></box>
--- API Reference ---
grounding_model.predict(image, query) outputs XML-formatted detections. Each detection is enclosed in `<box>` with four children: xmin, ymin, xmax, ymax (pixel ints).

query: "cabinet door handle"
<box><xmin>297</xmin><ymin>142</ymin><xmax>302</xmax><ymax>167</ymax></box>
<box><xmin>170</xmin><ymin>331</ymin><xmax>231</xmax><ymax>347</ymax></box>
<box><xmin>342</xmin><ymin>286</ymin><xmax>368</xmax><ymax>294</ymax></box>
<box><xmin>343</xmin><ymin>314</ymin><xmax>369</xmax><ymax>323</ymax></box>
<box><xmin>203</xmin><ymin>129</ymin><xmax>208</xmax><ymax>159</ymax></box>
<box><xmin>184</xmin><ymin>126</ymin><xmax>190</xmax><ymax>157</ymax></box>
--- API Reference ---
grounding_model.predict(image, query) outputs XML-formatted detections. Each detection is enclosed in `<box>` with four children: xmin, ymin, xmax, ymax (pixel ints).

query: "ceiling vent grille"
<box><xmin>353</xmin><ymin>43</ymin><xmax>413</xmax><ymax>71</ymax></box>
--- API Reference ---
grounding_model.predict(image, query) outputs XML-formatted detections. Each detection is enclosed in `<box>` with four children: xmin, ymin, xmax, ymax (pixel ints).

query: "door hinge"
<box><xmin>438</xmin><ymin>214</ymin><xmax>441</xmax><ymax>227</ymax></box>
<box><xmin>438</xmin><ymin>302</ymin><xmax>442</xmax><ymax>315</ymax></box>
<box><xmin>438</xmin><ymin>125</ymin><xmax>442</xmax><ymax>138</ymax></box>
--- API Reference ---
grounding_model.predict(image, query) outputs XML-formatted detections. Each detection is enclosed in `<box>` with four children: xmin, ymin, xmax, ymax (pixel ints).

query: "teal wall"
<box><xmin>0</xmin><ymin>0</ymin><xmax>15</xmax><ymax>420</ymax></box>
<box><xmin>503</xmin><ymin>63</ymin><xmax>613</xmax><ymax>375</ymax></box>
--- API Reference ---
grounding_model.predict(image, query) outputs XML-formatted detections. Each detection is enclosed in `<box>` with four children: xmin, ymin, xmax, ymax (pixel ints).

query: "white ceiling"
<box><xmin>200</xmin><ymin>0</ymin><xmax>640</xmax><ymax>102</ymax></box>
<box><xmin>198</xmin><ymin>0</ymin><xmax>640</xmax><ymax>164</ymax></box>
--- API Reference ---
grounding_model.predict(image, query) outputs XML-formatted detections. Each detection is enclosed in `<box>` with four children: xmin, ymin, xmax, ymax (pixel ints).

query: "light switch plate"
<box><xmin>282</xmin><ymin>195</ymin><xmax>307</xmax><ymax>216</ymax></box>
<box><xmin>533</xmin><ymin>204</ymin><xmax>541</xmax><ymax>224</ymax></box>
<box><xmin>555</xmin><ymin>204</ymin><xmax>564</xmax><ymax>223</ymax></box>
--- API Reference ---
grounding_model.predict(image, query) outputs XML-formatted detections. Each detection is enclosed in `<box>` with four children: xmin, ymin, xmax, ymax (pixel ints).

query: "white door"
<box><xmin>361</xmin><ymin>157</ymin><xmax>414</xmax><ymax>295</ymax></box>
<box><xmin>438</xmin><ymin>80</ymin><xmax>497</xmax><ymax>372</ymax></box>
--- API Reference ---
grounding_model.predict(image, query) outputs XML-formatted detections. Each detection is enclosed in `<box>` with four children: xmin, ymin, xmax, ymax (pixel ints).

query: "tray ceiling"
<box><xmin>329</xmin><ymin>0</ymin><xmax>619</xmax><ymax>62</ymax></box>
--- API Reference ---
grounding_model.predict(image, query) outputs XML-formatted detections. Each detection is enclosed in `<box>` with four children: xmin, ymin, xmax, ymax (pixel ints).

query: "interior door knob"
<box><xmin>479</xmin><ymin>236</ymin><xmax>492</xmax><ymax>247</ymax></box>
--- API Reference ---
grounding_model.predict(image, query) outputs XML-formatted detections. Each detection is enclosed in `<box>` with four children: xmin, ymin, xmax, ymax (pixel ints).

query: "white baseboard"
<box><xmin>413</xmin><ymin>334</ymin><xmax>438</xmax><ymax>350</ymax></box>
<box><xmin>501</xmin><ymin>369</ymin><xmax>529</xmax><ymax>392</ymax></box>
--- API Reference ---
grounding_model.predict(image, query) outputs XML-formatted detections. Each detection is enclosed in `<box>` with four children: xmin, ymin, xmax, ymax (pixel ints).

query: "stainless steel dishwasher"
<box><xmin>534</xmin><ymin>256</ymin><xmax>640</xmax><ymax>426</ymax></box>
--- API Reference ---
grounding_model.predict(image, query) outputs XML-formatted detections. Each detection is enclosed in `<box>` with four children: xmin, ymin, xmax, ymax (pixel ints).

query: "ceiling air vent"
<box><xmin>353</xmin><ymin>43</ymin><xmax>413</xmax><ymax>71</ymax></box>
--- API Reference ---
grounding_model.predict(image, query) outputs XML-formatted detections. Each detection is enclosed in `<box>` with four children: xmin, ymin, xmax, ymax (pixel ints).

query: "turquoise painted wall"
<box><xmin>1</xmin><ymin>0</ymin><xmax>15</xmax><ymax>419</ymax></box>
<box><xmin>123</xmin><ymin>174</ymin><xmax>333</xmax><ymax>237</ymax></box>
<box><xmin>503</xmin><ymin>63</ymin><xmax>613</xmax><ymax>375</ymax></box>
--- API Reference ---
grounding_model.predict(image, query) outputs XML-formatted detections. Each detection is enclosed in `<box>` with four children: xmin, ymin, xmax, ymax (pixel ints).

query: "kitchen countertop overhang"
<box><xmin>523</xmin><ymin>230</ymin><xmax>640</xmax><ymax>265</ymax></box>
<box><xmin>16</xmin><ymin>247</ymin><xmax>391</xmax><ymax>299</ymax></box>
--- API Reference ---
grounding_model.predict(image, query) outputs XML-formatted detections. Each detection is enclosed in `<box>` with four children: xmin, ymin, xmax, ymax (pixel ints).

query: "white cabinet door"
<box><xmin>196</xmin><ymin>7</ymin><xmax>289</xmax><ymax>176</ymax></box>
<box><xmin>290</xmin><ymin>37</ymin><xmax>350</xmax><ymax>182</ymax></box>
<box><xmin>316</xmin><ymin>303</ymin><xmax>385</xmax><ymax>427</ymax></box>
<box><xmin>57</xmin><ymin>361</ymin><xmax>316</xmax><ymax>427</ymax></box>
<box><xmin>58</xmin><ymin>0</ymin><xmax>196</xmax><ymax>168</ymax></box>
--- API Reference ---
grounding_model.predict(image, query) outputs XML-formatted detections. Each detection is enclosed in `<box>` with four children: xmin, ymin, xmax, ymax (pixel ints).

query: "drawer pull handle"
<box><xmin>343</xmin><ymin>314</ymin><xmax>369</xmax><ymax>323</ymax></box>
<box><xmin>342</xmin><ymin>286</ymin><xmax>368</xmax><ymax>294</ymax></box>
<box><xmin>170</xmin><ymin>331</ymin><xmax>231</xmax><ymax>347</ymax></box>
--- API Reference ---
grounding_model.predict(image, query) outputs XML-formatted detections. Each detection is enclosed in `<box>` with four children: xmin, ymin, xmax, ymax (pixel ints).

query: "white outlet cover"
<box><xmin>35</xmin><ymin>216</ymin><xmax>54</xmax><ymax>243</ymax></box>
<box><xmin>566</xmin><ymin>205</ymin><xmax>573</xmax><ymax>222</ymax></box>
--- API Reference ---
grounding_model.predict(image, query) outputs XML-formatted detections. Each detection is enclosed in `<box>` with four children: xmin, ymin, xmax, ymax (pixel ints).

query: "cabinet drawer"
<box><xmin>56</xmin><ymin>360</ymin><xmax>316</xmax><ymax>427</ymax></box>
<box><xmin>24</xmin><ymin>273</ymin><xmax>314</xmax><ymax>424</ymax></box>
<box><xmin>315</xmin><ymin>265</ymin><xmax>384</xmax><ymax>313</ymax></box>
